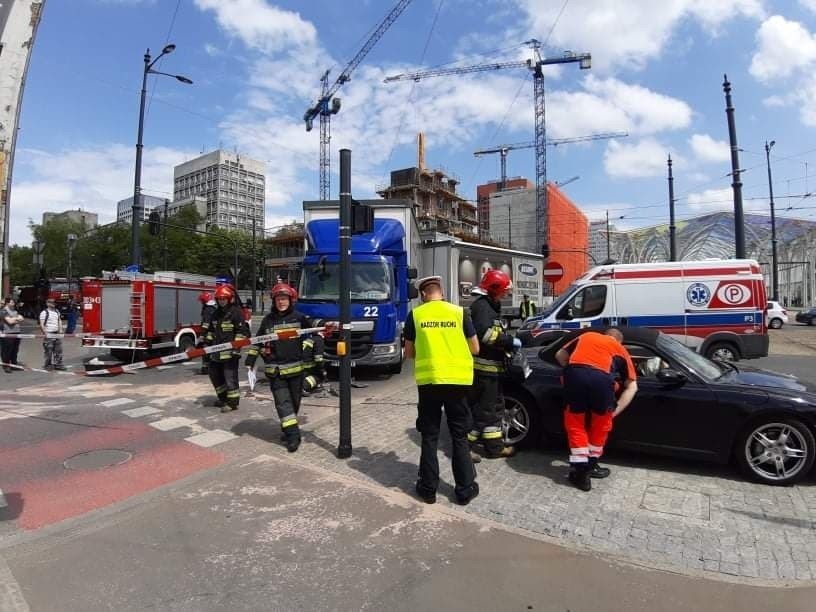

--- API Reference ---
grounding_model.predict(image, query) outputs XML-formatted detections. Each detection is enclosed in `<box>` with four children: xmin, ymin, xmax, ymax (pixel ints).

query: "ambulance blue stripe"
<box><xmin>533</xmin><ymin>311</ymin><xmax>763</xmax><ymax>330</ymax></box>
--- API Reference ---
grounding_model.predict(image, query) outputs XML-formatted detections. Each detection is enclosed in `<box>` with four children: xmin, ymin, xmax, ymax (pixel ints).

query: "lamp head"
<box><xmin>162</xmin><ymin>44</ymin><xmax>176</xmax><ymax>55</ymax></box>
<box><xmin>175</xmin><ymin>75</ymin><xmax>193</xmax><ymax>84</ymax></box>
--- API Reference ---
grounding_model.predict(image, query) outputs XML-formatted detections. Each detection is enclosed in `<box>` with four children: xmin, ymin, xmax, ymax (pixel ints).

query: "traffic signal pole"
<box><xmin>337</xmin><ymin>148</ymin><xmax>353</xmax><ymax>458</ymax></box>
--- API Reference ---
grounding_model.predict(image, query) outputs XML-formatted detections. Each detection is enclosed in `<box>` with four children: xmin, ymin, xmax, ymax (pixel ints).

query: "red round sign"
<box><xmin>543</xmin><ymin>261</ymin><xmax>564</xmax><ymax>283</ymax></box>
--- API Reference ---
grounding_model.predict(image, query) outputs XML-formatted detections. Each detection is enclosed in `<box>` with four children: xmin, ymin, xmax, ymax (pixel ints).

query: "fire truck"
<box><xmin>80</xmin><ymin>271</ymin><xmax>216</xmax><ymax>360</ymax></box>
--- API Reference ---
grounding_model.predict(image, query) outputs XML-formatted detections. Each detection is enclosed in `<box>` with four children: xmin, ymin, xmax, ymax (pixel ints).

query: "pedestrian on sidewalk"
<box><xmin>39</xmin><ymin>298</ymin><xmax>65</xmax><ymax>370</ymax></box>
<box><xmin>404</xmin><ymin>276</ymin><xmax>481</xmax><ymax>506</ymax></box>
<box><xmin>65</xmin><ymin>296</ymin><xmax>79</xmax><ymax>335</ymax></box>
<box><xmin>245</xmin><ymin>283</ymin><xmax>312</xmax><ymax>453</ymax></box>
<box><xmin>1</xmin><ymin>297</ymin><xmax>24</xmax><ymax>372</ymax></box>
<box><xmin>555</xmin><ymin>328</ymin><xmax>638</xmax><ymax>492</ymax></box>
<box><xmin>204</xmin><ymin>285</ymin><xmax>248</xmax><ymax>412</ymax></box>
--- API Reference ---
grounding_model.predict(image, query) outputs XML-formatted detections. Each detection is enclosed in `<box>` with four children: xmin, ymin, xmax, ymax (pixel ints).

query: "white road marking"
<box><xmin>156</xmin><ymin>365</ymin><xmax>176</xmax><ymax>370</ymax></box>
<box><xmin>184</xmin><ymin>361</ymin><xmax>199</xmax><ymax>367</ymax></box>
<box><xmin>185</xmin><ymin>429</ymin><xmax>238</xmax><ymax>447</ymax></box>
<box><xmin>121</xmin><ymin>406</ymin><xmax>163</xmax><ymax>418</ymax></box>
<box><xmin>149</xmin><ymin>416</ymin><xmax>198</xmax><ymax>431</ymax></box>
<box><xmin>98</xmin><ymin>398</ymin><xmax>136</xmax><ymax>408</ymax></box>
<box><xmin>0</xmin><ymin>488</ymin><xmax>6</xmax><ymax>509</ymax></box>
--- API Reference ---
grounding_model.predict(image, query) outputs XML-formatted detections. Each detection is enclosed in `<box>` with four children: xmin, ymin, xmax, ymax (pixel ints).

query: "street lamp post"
<box><xmin>66</xmin><ymin>234</ymin><xmax>77</xmax><ymax>287</ymax></box>
<box><xmin>765</xmin><ymin>140</ymin><xmax>779</xmax><ymax>301</ymax></box>
<box><xmin>131</xmin><ymin>44</ymin><xmax>192</xmax><ymax>268</ymax></box>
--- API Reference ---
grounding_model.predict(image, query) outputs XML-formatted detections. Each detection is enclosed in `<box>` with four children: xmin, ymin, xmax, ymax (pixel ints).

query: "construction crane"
<box><xmin>304</xmin><ymin>0</ymin><xmax>413</xmax><ymax>200</ymax></box>
<box><xmin>474</xmin><ymin>131</ymin><xmax>628</xmax><ymax>191</ymax></box>
<box><xmin>384</xmin><ymin>39</ymin><xmax>591</xmax><ymax>255</ymax></box>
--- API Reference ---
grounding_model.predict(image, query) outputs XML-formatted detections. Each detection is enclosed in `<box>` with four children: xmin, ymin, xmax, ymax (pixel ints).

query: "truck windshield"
<box><xmin>301</xmin><ymin>262</ymin><xmax>391</xmax><ymax>301</ymax></box>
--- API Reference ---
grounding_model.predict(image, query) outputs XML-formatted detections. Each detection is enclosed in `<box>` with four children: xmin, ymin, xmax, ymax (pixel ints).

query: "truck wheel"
<box><xmin>386</xmin><ymin>359</ymin><xmax>403</xmax><ymax>375</ymax></box>
<box><xmin>176</xmin><ymin>334</ymin><xmax>196</xmax><ymax>354</ymax></box>
<box><xmin>706</xmin><ymin>342</ymin><xmax>739</xmax><ymax>362</ymax></box>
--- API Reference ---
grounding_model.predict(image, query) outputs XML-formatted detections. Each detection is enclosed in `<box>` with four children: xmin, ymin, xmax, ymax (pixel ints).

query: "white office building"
<box><xmin>173</xmin><ymin>150</ymin><xmax>265</xmax><ymax>235</ymax></box>
<box><xmin>116</xmin><ymin>194</ymin><xmax>165</xmax><ymax>225</ymax></box>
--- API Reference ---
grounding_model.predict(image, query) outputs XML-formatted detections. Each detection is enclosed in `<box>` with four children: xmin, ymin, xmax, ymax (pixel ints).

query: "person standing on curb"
<box><xmin>245</xmin><ymin>283</ymin><xmax>312</xmax><ymax>453</ymax></box>
<box><xmin>404</xmin><ymin>276</ymin><xmax>481</xmax><ymax>506</ymax></box>
<box><xmin>65</xmin><ymin>296</ymin><xmax>78</xmax><ymax>335</ymax></box>
<box><xmin>39</xmin><ymin>298</ymin><xmax>65</xmax><ymax>370</ymax></box>
<box><xmin>468</xmin><ymin>269</ymin><xmax>519</xmax><ymax>460</ymax></box>
<box><xmin>204</xmin><ymin>285</ymin><xmax>248</xmax><ymax>412</ymax></box>
<box><xmin>555</xmin><ymin>328</ymin><xmax>638</xmax><ymax>492</ymax></box>
<box><xmin>519</xmin><ymin>294</ymin><xmax>537</xmax><ymax>320</ymax></box>
<box><xmin>1</xmin><ymin>298</ymin><xmax>24</xmax><ymax>372</ymax></box>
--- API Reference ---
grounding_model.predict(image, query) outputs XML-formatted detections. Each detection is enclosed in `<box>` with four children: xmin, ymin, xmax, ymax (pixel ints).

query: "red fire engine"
<box><xmin>80</xmin><ymin>271</ymin><xmax>216</xmax><ymax>359</ymax></box>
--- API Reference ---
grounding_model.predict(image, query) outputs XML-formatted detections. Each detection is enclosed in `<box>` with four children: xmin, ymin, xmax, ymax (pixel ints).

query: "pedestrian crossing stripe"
<box><xmin>185</xmin><ymin>430</ymin><xmax>238</xmax><ymax>447</ymax></box>
<box><xmin>121</xmin><ymin>406</ymin><xmax>163</xmax><ymax>418</ymax></box>
<box><xmin>149</xmin><ymin>417</ymin><xmax>198</xmax><ymax>431</ymax></box>
<box><xmin>98</xmin><ymin>398</ymin><xmax>136</xmax><ymax>407</ymax></box>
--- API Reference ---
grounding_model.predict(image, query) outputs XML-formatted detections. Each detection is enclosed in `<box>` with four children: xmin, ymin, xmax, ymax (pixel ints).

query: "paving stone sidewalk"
<box><xmin>252</xmin><ymin>379</ymin><xmax>816</xmax><ymax>585</ymax></box>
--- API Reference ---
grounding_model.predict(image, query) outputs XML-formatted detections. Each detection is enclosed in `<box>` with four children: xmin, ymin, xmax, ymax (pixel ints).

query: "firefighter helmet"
<box><xmin>198</xmin><ymin>291</ymin><xmax>213</xmax><ymax>303</ymax></box>
<box><xmin>271</xmin><ymin>283</ymin><xmax>297</xmax><ymax>300</ymax></box>
<box><xmin>214</xmin><ymin>285</ymin><xmax>234</xmax><ymax>301</ymax></box>
<box><xmin>479</xmin><ymin>269</ymin><xmax>512</xmax><ymax>299</ymax></box>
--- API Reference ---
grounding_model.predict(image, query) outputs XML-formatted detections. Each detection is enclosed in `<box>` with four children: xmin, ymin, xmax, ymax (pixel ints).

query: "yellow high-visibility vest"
<box><xmin>412</xmin><ymin>300</ymin><xmax>474</xmax><ymax>386</ymax></box>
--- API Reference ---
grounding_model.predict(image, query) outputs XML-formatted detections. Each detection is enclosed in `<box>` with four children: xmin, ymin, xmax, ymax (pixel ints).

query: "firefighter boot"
<box><xmin>588</xmin><ymin>457</ymin><xmax>611</xmax><ymax>479</ymax></box>
<box><xmin>568</xmin><ymin>465</ymin><xmax>592</xmax><ymax>492</ymax></box>
<box><xmin>415</xmin><ymin>480</ymin><xmax>437</xmax><ymax>504</ymax></box>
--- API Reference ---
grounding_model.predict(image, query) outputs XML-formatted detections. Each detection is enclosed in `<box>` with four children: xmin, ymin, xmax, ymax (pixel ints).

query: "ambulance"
<box><xmin>518</xmin><ymin>259</ymin><xmax>769</xmax><ymax>361</ymax></box>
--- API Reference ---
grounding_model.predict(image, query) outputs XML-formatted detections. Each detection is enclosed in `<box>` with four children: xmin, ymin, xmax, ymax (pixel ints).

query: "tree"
<box><xmin>7</xmin><ymin>245</ymin><xmax>37</xmax><ymax>288</ymax></box>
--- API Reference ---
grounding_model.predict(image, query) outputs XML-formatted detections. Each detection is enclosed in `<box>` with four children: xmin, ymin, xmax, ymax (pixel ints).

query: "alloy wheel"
<box><xmin>501</xmin><ymin>395</ymin><xmax>530</xmax><ymax>446</ymax></box>
<box><xmin>743</xmin><ymin>422</ymin><xmax>809</xmax><ymax>483</ymax></box>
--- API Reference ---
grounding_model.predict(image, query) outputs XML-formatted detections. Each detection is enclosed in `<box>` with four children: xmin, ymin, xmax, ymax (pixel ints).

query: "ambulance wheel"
<box><xmin>735</xmin><ymin>417</ymin><xmax>815</xmax><ymax>485</ymax></box>
<box><xmin>502</xmin><ymin>388</ymin><xmax>541</xmax><ymax>448</ymax></box>
<box><xmin>706</xmin><ymin>342</ymin><xmax>739</xmax><ymax>362</ymax></box>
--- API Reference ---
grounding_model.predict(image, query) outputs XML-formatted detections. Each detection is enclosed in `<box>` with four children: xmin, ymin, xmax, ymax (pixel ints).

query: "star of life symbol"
<box><xmin>686</xmin><ymin>283</ymin><xmax>711</xmax><ymax>306</ymax></box>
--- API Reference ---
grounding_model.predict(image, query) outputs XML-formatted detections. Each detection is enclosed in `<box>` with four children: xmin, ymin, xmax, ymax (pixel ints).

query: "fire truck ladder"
<box><xmin>128</xmin><ymin>287</ymin><xmax>145</xmax><ymax>346</ymax></box>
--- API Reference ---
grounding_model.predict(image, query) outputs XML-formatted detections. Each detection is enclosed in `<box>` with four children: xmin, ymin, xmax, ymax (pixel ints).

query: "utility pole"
<box><xmin>337</xmin><ymin>148</ymin><xmax>353</xmax><ymax>459</ymax></box>
<box><xmin>606</xmin><ymin>210</ymin><xmax>611</xmax><ymax>260</ymax></box>
<box><xmin>765</xmin><ymin>140</ymin><xmax>779</xmax><ymax>301</ymax></box>
<box><xmin>251</xmin><ymin>217</ymin><xmax>257</xmax><ymax>312</ymax></box>
<box><xmin>667</xmin><ymin>155</ymin><xmax>677</xmax><ymax>261</ymax></box>
<box><xmin>723</xmin><ymin>75</ymin><xmax>745</xmax><ymax>258</ymax></box>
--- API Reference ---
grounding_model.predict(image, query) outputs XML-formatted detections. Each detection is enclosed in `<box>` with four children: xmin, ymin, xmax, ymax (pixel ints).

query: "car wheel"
<box><xmin>769</xmin><ymin>318</ymin><xmax>783</xmax><ymax>329</ymax></box>
<box><xmin>706</xmin><ymin>342</ymin><xmax>739</xmax><ymax>362</ymax></box>
<box><xmin>502</xmin><ymin>389</ymin><xmax>541</xmax><ymax>448</ymax></box>
<box><xmin>809</xmin><ymin>319</ymin><xmax>814</xmax><ymax>326</ymax></box>
<box><xmin>735</xmin><ymin>417</ymin><xmax>815</xmax><ymax>485</ymax></box>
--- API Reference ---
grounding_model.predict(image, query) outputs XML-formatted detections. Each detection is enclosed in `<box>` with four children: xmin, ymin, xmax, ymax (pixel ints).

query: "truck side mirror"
<box><xmin>407</xmin><ymin>267</ymin><xmax>418</xmax><ymax>280</ymax></box>
<box><xmin>408</xmin><ymin>283</ymin><xmax>419</xmax><ymax>300</ymax></box>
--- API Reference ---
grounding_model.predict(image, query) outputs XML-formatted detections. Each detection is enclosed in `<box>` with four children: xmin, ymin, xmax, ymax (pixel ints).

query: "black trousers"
<box><xmin>416</xmin><ymin>384</ymin><xmax>477</xmax><ymax>498</ymax></box>
<box><xmin>468</xmin><ymin>373</ymin><xmax>505</xmax><ymax>456</ymax></box>
<box><xmin>208</xmin><ymin>357</ymin><xmax>240</xmax><ymax>407</ymax></box>
<box><xmin>271</xmin><ymin>374</ymin><xmax>303</xmax><ymax>440</ymax></box>
<box><xmin>1</xmin><ymin>337</ymin><xmax>20</xmax><ymax>365</ymax></box>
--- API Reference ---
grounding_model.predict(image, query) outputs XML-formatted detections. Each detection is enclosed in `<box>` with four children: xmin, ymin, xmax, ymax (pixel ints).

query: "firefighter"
<box><xmin>205</xmin><ymin>285</ymin><xmax>248</xmax><ymax>412</ymax></box>
<box><xmin>197</xmin><ymin>291</ymin><xmax>216</xmax><ymax>375</ymax></box>
<box><xmin>467</xmin><ymin>269</ymin><xmax>520</xmax><ymax>459</ymax></box>
<box><xmin>302</xmin><ymin>332</ymin><xmax>326</xmax><ymax>394</ymax></box>
<box><xmin>555</xmin><ymin>328</ymin><xmax>638</xmax><ymax>492</ymax></box>
<box><xmin>245</xmin><ymin>283</ymin><xmax>312</xmax><ymax>452</ymax></box>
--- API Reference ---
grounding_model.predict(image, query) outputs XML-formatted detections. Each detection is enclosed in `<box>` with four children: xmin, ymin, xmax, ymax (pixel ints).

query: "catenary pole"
<box><xmin>338</xmin><ymin>148</ymin><xmax>353</xmax><ymax>458</ymax></box>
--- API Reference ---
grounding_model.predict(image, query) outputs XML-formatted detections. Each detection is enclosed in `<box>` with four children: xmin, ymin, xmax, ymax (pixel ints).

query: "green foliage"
<box><xmin>8</xmin><ymin>245</ymin><xmax>37</xmax><ymax>287</ymax></box>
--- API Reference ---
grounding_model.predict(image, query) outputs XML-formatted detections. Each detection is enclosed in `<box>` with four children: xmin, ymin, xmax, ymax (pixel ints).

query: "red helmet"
<box><xmin>214</xmin><ymin>285</ymin><xmax>234</xmax><ymax>301</ymax></box>
<box><xmin>479</xmin><ymin>269</ymin><xmax>512</xmax><ymax>299</ymax></box>
<box><xmin>271</xmin><ymin>283</ymin><xmax>297</xmax><ymax>300</ymax></box>
<box><xmin>198</xmin><ymin>291</ymin><xmax>213</xmax><ymax>303</ymax></box>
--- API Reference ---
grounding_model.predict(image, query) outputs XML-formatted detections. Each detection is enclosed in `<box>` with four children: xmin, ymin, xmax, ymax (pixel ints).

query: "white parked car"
<box><xmin>766</xmin><ymin>301</ymin><xmax>788</xmax><ymax>329</ymax></box>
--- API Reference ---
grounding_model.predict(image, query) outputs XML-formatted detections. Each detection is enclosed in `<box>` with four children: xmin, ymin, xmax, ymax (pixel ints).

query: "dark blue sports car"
<box><xmin>502</xmin><ymin>327</ymin><xmax>816</xmax><ymax>485</ymax></box>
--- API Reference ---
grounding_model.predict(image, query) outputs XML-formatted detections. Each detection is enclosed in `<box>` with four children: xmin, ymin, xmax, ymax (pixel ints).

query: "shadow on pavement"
<box><xmin>231</xmin><ymin>418</ymin><xmax>286</xmax><ymax>448</ymax></box>
<box><xmin>729</xmin><ymin>508</ymin><xmax>816</xmax><ymax>529</ymax></box>
<box><xmin>0</xmin><ymin>492</ymin><xmax>23</xmax><ymax>522</ymax></box>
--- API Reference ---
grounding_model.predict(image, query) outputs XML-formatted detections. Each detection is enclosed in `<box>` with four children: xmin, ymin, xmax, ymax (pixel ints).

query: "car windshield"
<box><xmin>300</xmin><ymin>262</ymin><xmax>391</xmax><ymax>301</ymax></box>
<box><xmin>655</xmin><ymin>333</ymin><xmax>723</xmax><ymax>381</ymax></box>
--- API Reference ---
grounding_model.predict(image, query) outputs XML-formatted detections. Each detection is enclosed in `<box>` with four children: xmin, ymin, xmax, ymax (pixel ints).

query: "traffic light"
<box><xmin>148</xmin><ymin>211</ymin><xmax>162</xmax><ymax>235</ymax></box>
<box><xmin>541</xmin><ymin>242</ymin><xmax>550</xmax><ymax>259</ymax></box>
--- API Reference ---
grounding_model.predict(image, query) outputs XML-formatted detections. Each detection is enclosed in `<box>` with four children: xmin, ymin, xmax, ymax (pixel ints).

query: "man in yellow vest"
<box><xmin>404</xmin><ymin>276</ymin><xmax>481</xmax><ymax>505</ymax></box>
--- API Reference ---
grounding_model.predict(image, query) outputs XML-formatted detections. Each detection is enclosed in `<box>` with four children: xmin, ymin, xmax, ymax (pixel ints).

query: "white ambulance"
<box><xmin>519</xmin><ymin>259</ymin><xmax>769</xmax><ymax>361</ymax></box>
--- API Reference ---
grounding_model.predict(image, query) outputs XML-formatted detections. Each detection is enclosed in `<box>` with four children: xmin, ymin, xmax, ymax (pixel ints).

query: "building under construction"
<box><xmin>377</xmin><ymin>134</ymin><xmax>478</xmax><ymax>238</ymax></box>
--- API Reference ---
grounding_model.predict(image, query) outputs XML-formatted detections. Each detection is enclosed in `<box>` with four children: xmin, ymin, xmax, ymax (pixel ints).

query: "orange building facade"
<box><xmin>546</xmin><ymin>183</ymin><xmax>589</xmax><ymax>295</ymax></box>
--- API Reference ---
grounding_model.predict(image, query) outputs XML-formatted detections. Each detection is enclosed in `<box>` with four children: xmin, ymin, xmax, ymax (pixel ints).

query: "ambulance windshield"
<box><xmin>539</xmin><ymin>284</ymin><xmax>578</xmax><ymax>317</ymax></box>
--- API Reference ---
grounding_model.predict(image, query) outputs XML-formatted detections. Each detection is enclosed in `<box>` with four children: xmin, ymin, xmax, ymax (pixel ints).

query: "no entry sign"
<box><xmin>543</xmin><ymin>261</ymin><xmax>564</xmax><ymax>283</ymax></box>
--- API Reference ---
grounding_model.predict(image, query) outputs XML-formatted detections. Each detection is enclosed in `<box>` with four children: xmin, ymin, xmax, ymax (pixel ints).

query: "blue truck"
<box><xmin>298</xmin><ymin>199</ymin><xmax>544</xmax><ymax>373</ymax></box>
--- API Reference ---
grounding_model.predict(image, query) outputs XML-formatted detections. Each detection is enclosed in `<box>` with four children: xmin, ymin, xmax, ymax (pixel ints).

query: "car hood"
<box><xmin>718</xmin><ymin>364</ymin><xmax>814</xmax><ymax>394</ymax></box>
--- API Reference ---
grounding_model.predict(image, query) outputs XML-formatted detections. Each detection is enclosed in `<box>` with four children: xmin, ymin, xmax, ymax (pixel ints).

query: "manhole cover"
<box><xmin>640</xmin><ymin>484</ymin><xmax>711</xmax><ymax>520</ymax></box>
<box><xmin>64</xmin><ymin>449</ymin><xmax>133</xmax><ymax>471</ymax></box>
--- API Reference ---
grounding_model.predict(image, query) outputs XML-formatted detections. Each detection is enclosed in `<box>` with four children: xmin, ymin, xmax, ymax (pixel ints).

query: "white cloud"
<box><xmin>603</xmin><ymin>138</ymin><xmax>677</xmax><ymax>178</ymax></box>
<box><xmin>689</xmin><ymin>133</ymin><xmax>730</xmax><ymax>163</ymax></box>
<box><xmin>203</xmin><ymin>43</ymin><xmax>221</xmax><ymax>57</ymax></box>
<box><xmin>686</xmin><ymin>187</ymin><xmax>734</xmax><ymax>211</ymax></box>
<box><xmin>193</xmin><ymin>0</ymin><xmax>316</xmax><ymax>54</ymax></box>
<box><xmin>749</xmin><ymin>15</ymin><xmax>816</xmax><ymax>82</ymax></box>
<box><xmin>512</xmin><ymin>0</ymin><xmax>764</xmax><ymax>72</ymax></box>
<box><xmin>800</xmin><ymin>0</ymin><xmax>816</xmax><ymax>14</ymax></box>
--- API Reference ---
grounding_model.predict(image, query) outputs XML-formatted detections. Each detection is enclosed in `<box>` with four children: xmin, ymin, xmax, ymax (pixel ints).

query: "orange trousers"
<box><xmin>564</xmin><ymin>408</ymin><xmax>614</xmax><ymax>464</ymax></box>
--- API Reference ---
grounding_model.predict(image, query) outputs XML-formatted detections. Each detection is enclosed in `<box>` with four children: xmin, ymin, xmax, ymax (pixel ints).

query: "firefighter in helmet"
<box><xmin>197</xmin><ymin>291</ymin><xmax>216</xmax><ymax>375</ymax></box>
<box><xmin>245</xmin><ymin>283</ymin><xmax>313</xmax><ymax>452</ymax></box>
<box><xmin>467</xmin><ymin>269</ymin><xmax>520</xmax><ymax>459</ymax></box>
<box><xmin>205</xmin><ymin>285</ymin><xmax>248</xmax><ymax>412</ymax></box>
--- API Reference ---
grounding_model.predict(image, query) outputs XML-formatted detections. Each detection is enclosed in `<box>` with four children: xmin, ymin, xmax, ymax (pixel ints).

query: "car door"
<box><xmin>609</xmin><ymin>343</ymin><xmax>722</xmax><ymax>461</ymax></box>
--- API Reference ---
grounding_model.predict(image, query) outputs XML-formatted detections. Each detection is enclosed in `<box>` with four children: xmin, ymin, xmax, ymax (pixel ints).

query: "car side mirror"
<box><xmin>656</xmin><ymin>368</ymin><xmax>687</xmax><ymax>385</ymax></box>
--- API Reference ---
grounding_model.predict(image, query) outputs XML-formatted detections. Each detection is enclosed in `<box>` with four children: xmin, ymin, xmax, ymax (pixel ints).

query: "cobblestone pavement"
<box><xmin>260</xmin><ymin>378</ymin><xmax>816</xmax><ymax>586</ymax></box>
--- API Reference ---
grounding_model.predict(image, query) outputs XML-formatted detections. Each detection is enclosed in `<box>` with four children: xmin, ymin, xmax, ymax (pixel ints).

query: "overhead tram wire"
<box><xmin>145</xmin><ymin>0</ymin><xmax>183</xmax><ymax>121</ymax></box>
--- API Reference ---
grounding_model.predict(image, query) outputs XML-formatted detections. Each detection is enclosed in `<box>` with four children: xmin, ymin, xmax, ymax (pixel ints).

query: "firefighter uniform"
<box><xmin>245</xmin><ymin>306</ymin><xmax>312</xmax><ymax>451</ymax></box>
<box><xmin>405</xmin><ymin>276</ymin><xmax>479</xmax><ymax>506</ymax></box>
<box><xmin>468</xmin><ymin>292</ymin><xmax>516</xmax><ymax>457</ymax></box>
<box><xmin>198</xmin><ymin>299</ymin><xmax>216</xmax><ymax>375</ymax></box>
<box><xmin>205</xmin><ymin>300</ymin><xmax>248</xmax><ymax>411</ymax></box>
<box><xmin>560</xmin><ymin>331</ymin><xmax>637</xmax><ymax>491</ymax></box>
<box><xmin>302</xmin><ymin>333</ymin><xmax>326</xmax><ymax>393</ymax></box>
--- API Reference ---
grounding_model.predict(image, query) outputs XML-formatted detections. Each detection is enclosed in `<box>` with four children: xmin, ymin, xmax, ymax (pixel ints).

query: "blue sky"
<box><xmin>9</xmin><ymin>0</ymin><xmax>816</xmax><ymax>246</ymax></box>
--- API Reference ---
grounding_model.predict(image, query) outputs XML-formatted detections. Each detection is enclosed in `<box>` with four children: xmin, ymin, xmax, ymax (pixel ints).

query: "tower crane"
<box><xmin>304</xmin><ymin>0</ymin><xmax>413</xmax><ymax>200</ymax></box>
<box><xmin>474</xmin><ymin>131</ymin><xmax>628</xmax><ymax>191</ymax></box>
<box><xmin>384</xmin><ymin>39</ymin><xmax>591</xmax><ymax>255</ymax></box>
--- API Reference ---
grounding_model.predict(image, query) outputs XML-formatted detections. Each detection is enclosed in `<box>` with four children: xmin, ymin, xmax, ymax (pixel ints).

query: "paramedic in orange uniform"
<box><xmin>555</xmin><ymin>328</ymin><xmax>638</xmax><ymax>492</ymax></box>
